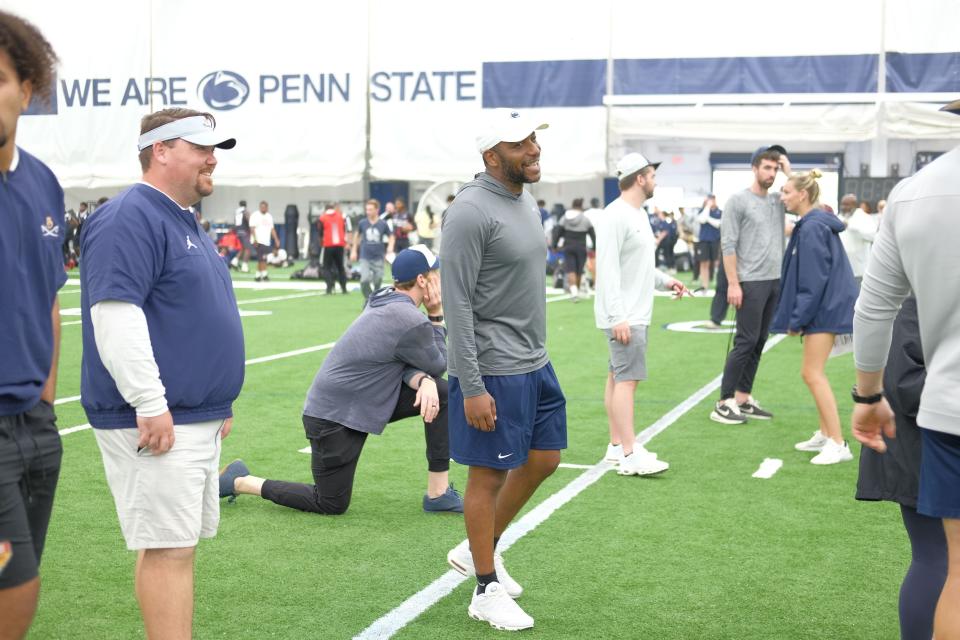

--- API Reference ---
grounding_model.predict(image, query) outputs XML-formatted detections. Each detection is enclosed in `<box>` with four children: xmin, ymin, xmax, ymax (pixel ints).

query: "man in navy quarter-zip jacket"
<box><xmin>80</xmin><ymin>108</ymin><xmax>242</xmax><ymax>640</ymax></box>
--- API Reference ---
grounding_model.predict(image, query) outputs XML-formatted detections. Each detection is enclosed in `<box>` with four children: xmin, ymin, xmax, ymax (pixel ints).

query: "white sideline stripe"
<box><xmin>59</xmin><ymin>423</ymin><xmax>91</xmax><ymax>436</ymax></box>
<box><xmin>237</xmin><ymin>292</ymin><xmax>324</xmax><ymax>305</ymax></box>
<box><xmin>353</xmin><ymin>332</ymin><xmax>787</xmax><ymax>640</ymax></box>
<box><xmin>244</xmin><ymin>342</ymin><xmax>336</xmax><ymax>365</ymax></box>
<box><xmin>57</xmin><ymin>342</ymin><xmax>340</xmax><ymax>432</ymax></box>
<box><xmin>557</xmin><ymin>462</ymin><xmax>597</xmax><ymax>470</ymax></box>
<box><xmin>62</xmin><ymin>320</ymin><xmax>82</xmax><ymax>326</ymax></box>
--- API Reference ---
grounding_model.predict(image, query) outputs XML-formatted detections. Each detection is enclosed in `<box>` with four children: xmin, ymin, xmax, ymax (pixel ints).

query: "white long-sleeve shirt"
<box><xmin>90</xmin><ymin>301</ymin><xmax>168</xmax><ymax>417</ymax></box>
<box><xmin>589</xmin><ymin>198</ymin><xmax>672</xmax><ymax>329</ymax></box>
<box><xmin>840</xmin><ymin>208</ymin><xmax>880</xmax><ymax>277</ymax></box>
<box><xmin>853</xmin><ymin>146</ymin><xmax>960</xmax><ymax>436</ymax></box>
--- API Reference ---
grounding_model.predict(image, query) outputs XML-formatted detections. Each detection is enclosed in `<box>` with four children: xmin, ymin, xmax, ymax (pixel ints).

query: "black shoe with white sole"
<box><xmin>710</xmin><ymin>400</ymin><xmax>748</xmax><ymax>425</ymax></box>
<box><xmin>738</xmin><ymin>398</ymin><xmax>773</xmax><ymax>419</ymax></box>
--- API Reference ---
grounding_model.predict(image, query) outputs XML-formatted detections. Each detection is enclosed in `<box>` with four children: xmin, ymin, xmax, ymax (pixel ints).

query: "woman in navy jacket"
<box><xmin>772</xmin><ymin>169</ymin><xmax>859</xmax><ymax>465</ymax></box>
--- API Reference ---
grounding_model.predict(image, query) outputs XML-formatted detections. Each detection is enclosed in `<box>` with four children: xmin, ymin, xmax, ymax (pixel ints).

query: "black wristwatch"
<box><xmin>428</xmin><ymin>314</ymin><xmax>444</xmax><ymax>323</ymax></box>
<box><xmin>418</xmin><ymin>375</ymin><xmax>434</xmax><ymax>389</ymax></box>
<box><xmin>851</xmin><ymin>385</ymin><xmax>883</xmax><ymax>404</ymax></box>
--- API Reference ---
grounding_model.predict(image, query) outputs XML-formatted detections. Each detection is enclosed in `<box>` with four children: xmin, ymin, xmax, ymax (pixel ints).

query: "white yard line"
<box><xmin>59</xmin><ymin>423</ymin><xmax>91</xmax><ymax>436</ymax></box>
<box><xmin>353</xmin><ymin>334</ymin><xmax>786</xmax><ymax>640</ymax></box>
<box><xmin>56</xmin><ymin>342</ymin><xmax>339</xmax><ymax>428</ymax></box>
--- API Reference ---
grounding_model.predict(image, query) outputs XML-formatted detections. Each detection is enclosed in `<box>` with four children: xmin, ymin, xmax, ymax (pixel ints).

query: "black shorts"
<box><xmin>563</xmin><ymin>245</ymin><xmax>587</xmax><ymax>275</ymax></box>
<box><xmin>255</xmin><ymin>243</ymin><xmax>273</xmax><ymax>261</ymax></box>
<box><xmin>695</xmin><ymin>240</ymin><xmax>721</xmax><ymax>263</ymax></box>
<box><xmin>0</xmin><ymin>401</ymin><xmax>62</xmax><ymax>589</ymax></box>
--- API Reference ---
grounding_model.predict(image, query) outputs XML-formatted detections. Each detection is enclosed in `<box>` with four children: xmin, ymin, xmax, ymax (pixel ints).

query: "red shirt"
<box><xmin>320</xmin><ymin>209</ymin><xmax>347</xmax><ymax>248</ymax></box>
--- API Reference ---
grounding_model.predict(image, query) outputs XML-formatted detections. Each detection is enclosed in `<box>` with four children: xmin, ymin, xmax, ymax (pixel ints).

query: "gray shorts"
<box><xmin>604</xmin><ymin>325</ymin><xmax>649</xmax><ymax>382</ymax></box>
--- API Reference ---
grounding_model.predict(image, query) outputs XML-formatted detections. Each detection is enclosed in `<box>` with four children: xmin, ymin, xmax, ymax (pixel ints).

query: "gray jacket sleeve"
<box><xmin>440</xmin><ymin>201</ymin><xmax>488</xmax><ymax>397</ymax></box>
<box><xmin>853</xmin><ymin>203</ymin><xmax>911</xmax><ymax>372</ymax></box>
<box><xmin>395</xmin><ymin>323</ymin><xmax>447</xmax><ymax>382</ymax></box>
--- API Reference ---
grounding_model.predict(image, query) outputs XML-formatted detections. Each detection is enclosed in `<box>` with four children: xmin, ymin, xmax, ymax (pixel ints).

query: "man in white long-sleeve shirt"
<box><xmin>851</xmin><ymin>98</ymin><xmax>960</xmax><ymax>639</ymax></box>
<box><xmin>590</xmin><ymin>153</ymin><xmax>688</xmax><ymax>476</ymax></box>
<box><xmin>838</xmin><ymin>193</ymin><xmax>881</xmax><ymax>281</ymax></box>
<box><xmin>80</xmin><ymin>109</ymin><xmax>244</xmax><ymax>640</ymax></box>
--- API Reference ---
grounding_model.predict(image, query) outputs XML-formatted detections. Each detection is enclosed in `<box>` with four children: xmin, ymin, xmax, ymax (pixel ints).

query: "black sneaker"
<box><xmin>710</xmin><ymin>399</ymin><xmax>748</xmax><ymax>424</ymax></box>
<box><xmin>738</xmin><ymin>396</ymin><xmax>773</xmax><ymax>420</ymax></box>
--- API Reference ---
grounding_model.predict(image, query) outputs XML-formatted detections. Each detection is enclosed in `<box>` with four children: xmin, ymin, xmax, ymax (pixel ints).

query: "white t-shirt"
<box><xmin>248</xmin><ymin>210</ymin><xmax>274</xmax><ymax>247</ymax></box>
<box><xmin>590</xmin><ymin>198</ymin><xmax>672</xmax><ymax>329</ymax></box>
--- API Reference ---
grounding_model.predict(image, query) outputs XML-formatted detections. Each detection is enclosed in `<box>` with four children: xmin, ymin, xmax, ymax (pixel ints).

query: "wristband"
<box><xmin>851</xmin><ymin>385</ymin><xmax>883</xmax><ymax>404</ymax></box>
<box><xmin>428</xmin><ymin>315</ymin><xmax>444</xmax><ymax>323</ymax></box>
<box><xmin>418</xmin><ymin>375</ymin><xmax>434</xmax><ymax>389</ymax></box>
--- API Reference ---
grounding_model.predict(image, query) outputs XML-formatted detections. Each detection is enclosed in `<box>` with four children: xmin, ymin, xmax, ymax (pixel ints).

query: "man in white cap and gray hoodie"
<box><xmin>592</xmin><ymin>152</ymin><xmax>689</xmax><ymax>476</ymax></box>
<box><xmin>442</xmin><ymin>109</ymin><xmax>566</xmax><ymax>631</ymax></box>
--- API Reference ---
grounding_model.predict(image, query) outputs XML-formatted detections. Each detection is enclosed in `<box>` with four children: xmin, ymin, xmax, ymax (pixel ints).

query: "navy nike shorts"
<box><xmin>918</xmin><ymin>427</ymin><xmax>960</xmax><ymax>519</ymax></box>
<box><xmin>449</xmin><ymin>362</ymin><xmax>567</xmax><ymax>470</ymax></box>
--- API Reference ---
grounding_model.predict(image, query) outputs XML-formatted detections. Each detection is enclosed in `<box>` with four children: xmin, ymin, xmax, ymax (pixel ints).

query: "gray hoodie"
<box><xmin>303</xmin><ymin>288</ymin><xmax>446</xmax><ymax>434</ymax></box>
<box><xmin>440</xmin><ymin>172</ymin><xmax>549</xmax><ymax>397</ymax></box>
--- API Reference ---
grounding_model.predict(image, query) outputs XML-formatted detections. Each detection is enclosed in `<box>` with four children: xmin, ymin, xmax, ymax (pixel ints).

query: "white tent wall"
<box><xmin>10</xmin><ymin>0</ymin><xmax>960</xmax><ymax>202</ymax></box>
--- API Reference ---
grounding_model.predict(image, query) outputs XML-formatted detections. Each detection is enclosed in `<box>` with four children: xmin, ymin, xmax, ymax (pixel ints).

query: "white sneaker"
<box><xmin>810</xmin><ymin>439</ymin><xmax>854</xmax><ymax>465</ymax></box>
<box><xmin>617</xmin><ymin>451</ymin><xmax>669</xmax><ymax>476</ymax></box>
<box><xmin>468</xmin><ymin>582</ymin><xmax>534</xmax><ymax>631</ymax></box>
<box><xmin>605</xmin><ymin>443</ymin><xmax>623</xmax><ymax>464</ymax></box>
<box><xmin>240</xmin><ymin>262</ymin><xmax>249</xmax><ymax>273</ymax></box>
<box><xmin>447</xmin><ymin>539</ymin><xmax>523</xmax><ymax>598</ymax></box>
<box><xmin>795</xmin><ymin>430</ymin><xmax>829</xmax><ymax>452</ymax></box>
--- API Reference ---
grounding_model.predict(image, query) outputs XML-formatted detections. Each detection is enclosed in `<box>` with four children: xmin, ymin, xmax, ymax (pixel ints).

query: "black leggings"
<box><xmin>899</xmin><ymin>505</ymin><xmax>948</xmax><ymax>640</ymax></box>
<box><xmin>322</xmin><ymin>246</ymin><xmax>348</xmax><ymax>293</ymax></box>
<box><xmin>260</xmin><ymin>378</ymin><xmax>449</xmax><ymax>515</ymax></box>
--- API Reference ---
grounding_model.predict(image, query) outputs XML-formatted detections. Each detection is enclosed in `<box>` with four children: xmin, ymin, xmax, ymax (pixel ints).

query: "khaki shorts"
<box><xmin>94</xmin><ymin>420</ymin><xmax>224</xmax><ymax>550</ymax></box>
<box><xmin>604</xmin><ymin>325</ymin><xmax>649</xmax><ymax>382</ymax></box>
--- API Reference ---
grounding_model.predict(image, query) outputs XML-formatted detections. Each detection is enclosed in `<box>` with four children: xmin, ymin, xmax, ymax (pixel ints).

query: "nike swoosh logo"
<box><xmin>497</xmin><ymin>453</ymin><xmax>513</xmax><ymax>460</ymax></box>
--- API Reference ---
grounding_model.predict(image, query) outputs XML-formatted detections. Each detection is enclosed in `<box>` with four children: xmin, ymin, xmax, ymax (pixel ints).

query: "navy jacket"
<box><xmin>771</xmin><ymin>208</ymin><xmax>858</xmax><ymax>335</ymax></box>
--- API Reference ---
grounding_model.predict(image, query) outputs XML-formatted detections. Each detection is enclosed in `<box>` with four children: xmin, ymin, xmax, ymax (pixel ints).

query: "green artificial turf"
<box><xmin>31</xmin><ymin>271</ymin><xmax>906</xmax><ymax>639</ymax></box>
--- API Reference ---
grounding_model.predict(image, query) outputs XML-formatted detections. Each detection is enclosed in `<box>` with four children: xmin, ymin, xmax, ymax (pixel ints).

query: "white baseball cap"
<box><xmin>615</xmin><ymin>152</ymin><xmax>661</xmax><ymax>178</ymax></box>
<box><xmin>476</xmin><ymin>109</ymin><xmax>549</xmax><ymax>153</ymax></box>
<box><xmin>137</xmin><ymin>115</ymin><xmax>236</xmax><ymax>152</ymax></box>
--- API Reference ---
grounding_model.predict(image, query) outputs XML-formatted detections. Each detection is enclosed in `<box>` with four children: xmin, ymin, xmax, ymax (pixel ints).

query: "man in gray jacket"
<box><xmin>442</xmin><ymin>109</ymin><xmax>566</xmax><ymax>631</ymax></box>
<box><xmin>221</xmin><ymin>245</ymin><xmax>462</xmax><ymax>514</ymax></box>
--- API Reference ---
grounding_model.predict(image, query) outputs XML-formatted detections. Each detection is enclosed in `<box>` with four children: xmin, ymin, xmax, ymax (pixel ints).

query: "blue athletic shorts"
<box><xmin>449</xmin><ymin>362</ymin><xmax>567</xmax><ymax>470</ymax></box>
<box><xmin>918</xmin><ymin>427</ymin><xmax>960</xmax><ymax>519</ymax></box>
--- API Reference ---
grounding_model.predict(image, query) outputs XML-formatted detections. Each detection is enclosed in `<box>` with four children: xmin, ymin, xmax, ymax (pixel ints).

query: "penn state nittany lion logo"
<box><xmin>41</xmin><ymin>215</ymin><xmax>60</xmax><ymax>238</ymax></box>
<box><xmin>0</xmin><ymin>541</ymin><xmax>12</xmax><ymax>577</ymax></box>
<box><xmin>197</xmin><ymin>70</ymin><xmax>250</xmax><ymax>111</ymax></box>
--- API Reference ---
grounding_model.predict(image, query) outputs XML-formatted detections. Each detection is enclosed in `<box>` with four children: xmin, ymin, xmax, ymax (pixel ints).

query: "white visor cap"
<box><xmin>137</xmin><ymin>115</ymin><xmax>236</xmax><ymax>152</ymax></box>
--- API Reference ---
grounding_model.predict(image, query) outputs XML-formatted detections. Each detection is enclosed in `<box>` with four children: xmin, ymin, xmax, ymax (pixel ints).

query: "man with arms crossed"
<box><xmin>80</xmin><ymin>109</ymin><xmax>244</xmax><ymax>640</ymax></box>
<box><xmin>0</xmin><ymin>12</ymin><xmax>65</xmax><ymax>639</ymax></box>
<box><xmin>852</xmin><ymin>98</ymin><xmax>960</xmax><ymax>640</ymax></box>
<box><xmin>351</xmin><ymin>198</ymin><xmax>395</xmax><ymax>301</ymax></box>
<box><xmin>593</xmin><ymin>152</ymin><xmax>689</xmax><ymax>475</ymax></box>
<box><xmin>710</xmin><ymin>145</ymin><xmax>791</xmax><ymax>424</ymax></box>
<box><xmin>442</xmin><ymin>109</ymin><xmax>566</xmax><ymax>631</ymax></box>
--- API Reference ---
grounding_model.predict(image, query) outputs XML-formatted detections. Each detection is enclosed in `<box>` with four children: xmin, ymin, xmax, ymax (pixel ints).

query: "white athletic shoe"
<box><xmin>617</xmin><ymin>451</ymin><xmax>669</xmax><ymax>476</ymax></box>
<box><xmin>810</xmin><ymin>439</ymin><xmax>854</xmax><ymax>465</ymax></box>
<box><xmin>447</xmin><ymin>539</ymin><xmax>523</xmax><ymax>598</ymax></box>
<box><xmin>605</xmin><ymin>443</ymin><xmax>623</xmax><ymax>464</ymax></box>
<box><xmin>240</xmin><ymin>262</ymin><xmax>249</xmax><ymax>273</ymax></box>
<box><xmin>795</xmin><ymin>430</ymin><xmax>829</xmax><ymax>452</ymax></box>
<box><xmin>468</xmin><ymin>582</ymin><xmax>534</xmax><ymax>631</ymax></box>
